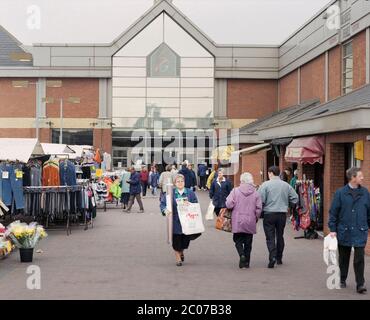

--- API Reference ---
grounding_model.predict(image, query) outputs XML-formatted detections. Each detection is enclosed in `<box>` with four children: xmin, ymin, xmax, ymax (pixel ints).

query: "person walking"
<box><xmin>140</xmin><ymin>166</ymin><xmax>149</xmax><ymax>197</ymax></box>
<box><xmin>226</xmin><ymin>172</ymin><xmax>262</xmax><ymax>269</ymax></box>
<box><xmin>120</xmin><ymin>168</ymin><xmax>131</xmax><ymax>210</ymax></box>
<box><xmin>125</xmin><ymin>167</ymin><xmax>144</xmax><ymax>213</ymax></box>
<box><xmin>328</xmin><ymin>167</ymin><xmax>370</xmax><ymax>294</ymax></box>
<box><xmin>150</xmin><ymin>167</ymin><xmax>160</xmax><ymax>196</ymax></box>
<box><xmin>159</xmin><ymin>165</ymin><xmax>173</xmax><ymax>194</ymax></box>
<box><xmin>179</xmin><ymin>161</ymin><xmax>193</xmax><ymax>189</ymax></box>
<box><xmin>209</xmin><ymin>168</ymin><xmax>232</xmax><ymax>217</ymax></box>
<box><xmin>206</xmin><ymin>165</ymin><xmax>218</xmax><ymax>190</ymax></box>
<box><xmin>258</xmin><ymin>166</ymin><xmax>298</xmax><ymax>268</ymax></box>
<box><xmin>197</xmin><ymin>162</ymin><xmax>207</xmax><ymax>190</ymax></box>
<box><xmin>188</xmin><ymin>163</ymin><xmax>197</xmax><ymax>192</ymax></box>
<box><xmin>160</xmin><ymin>174</ymin><xmax>201</xmax><ymax>266</ymax></box>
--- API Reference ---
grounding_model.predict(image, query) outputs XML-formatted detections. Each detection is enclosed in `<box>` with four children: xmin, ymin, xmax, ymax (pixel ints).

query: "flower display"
<box><xmin>5</xmin><ymin>221</ymin><xmax>47</xmax><ymax>249</ymax></box>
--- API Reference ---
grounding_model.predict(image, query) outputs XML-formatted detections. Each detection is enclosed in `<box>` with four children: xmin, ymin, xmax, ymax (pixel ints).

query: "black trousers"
<box><xmin>338</xmin><ymin>245</ymin><xmax>365</xmax><ymax>287</ymax></box>
<box><xmin>263</xmin><ymin>212</ymin><xmax>287</xmax><ymax>262</ymax></box>
<box><xmin>199</xmin><ymin>176</ymin><xmax>207</xmax><ymax>189</ymax></box>
<box><xmin>233</xmin><ymin>233</ymin><xmax>253</xmax><ymax>262</ymax></box>
<box><xmin>141</xmin><ymin>182</ymin><xmax>148</xmax><ymax>196</ymax></box>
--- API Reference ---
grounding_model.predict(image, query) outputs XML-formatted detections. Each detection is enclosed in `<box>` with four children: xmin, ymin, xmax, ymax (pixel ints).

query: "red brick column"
<box><xmin>93</xmin><ymin>128</ymin><xmax>112</xmax><ymax>154</ymax></box>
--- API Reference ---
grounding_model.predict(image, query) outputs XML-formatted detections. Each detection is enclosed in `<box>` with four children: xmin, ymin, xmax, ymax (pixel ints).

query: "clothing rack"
<box><xmin>23</xmin><ymin>185</ymin><xmax>95</xmax><ymax>235</ymax></box>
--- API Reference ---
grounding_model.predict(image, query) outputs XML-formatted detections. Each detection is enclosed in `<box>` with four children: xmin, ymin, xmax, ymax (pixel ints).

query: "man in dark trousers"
<box><xmin>125</xmin><ymin>167</ymin><xmax>144</xmax><ymax>213</ymax></box>
<box><xmin>197</xmin><ymin>162</ymin><xmax>207</xmax><ymax>190</ymax></box>
<box><xmin>328</xmin><ymin>167</ymin><xmax>370</xmax><ymax>294</ymax></box>
<box><xmin>258</xmin><ymin>166</ymin><xmax>298</xmax><ymax>268</ymax></box>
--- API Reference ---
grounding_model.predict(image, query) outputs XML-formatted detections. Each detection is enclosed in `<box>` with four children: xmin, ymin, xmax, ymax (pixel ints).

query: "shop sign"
<box><xmin>354</xmin><ymin>140</ymin><xmax>364</xmax><ymax>161</ymax></box>
<box><xmin>286</xmin><ymin>147</ymin><xmax>303</xmax><ymax>158</ymax></box>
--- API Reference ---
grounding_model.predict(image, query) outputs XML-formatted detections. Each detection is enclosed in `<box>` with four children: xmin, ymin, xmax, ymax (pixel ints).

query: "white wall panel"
<box><xmin>112</xmin><ymin>98</ymin><xmax>146</xmax><ymax>117</ymax></box>
<box><xmin>113</xmin><ymin>67</ymin><xmax>146</xmax><ymax>77</ymax></box>
<box><xmin>113</xmin><ymin>57</ymin><xmax>146</xmax><ymax>67</ymax></box>
<box><xmin>180</xmin><ymin>88</ymin><xmax>214</xmax><ymax>98</ymax></box>
<box><xmin>181</xmin><ymin>78</ymin><xmax>214</xmax><ymax>88</ymax></box>
<box><xmin>181</xmin><ymin>68</ymin><xmax>214</xmax><ymax>78</ymax></box>
<box><xmin>113</xmin><ymin>87</ymin><xmax>146</xmax><ymax>97</ymax></box>
<box><xmin>181</xmin><ymin>57</ymin><xmax>214</xmax><ymax>68</ymax></box>
<box><xmin>147</xmin><ymin>78</ymin><xmax>180</xmax><ymax>87</ymax></box>
<box><xmin>147</xmin><ymin>87</ymin><xmax>180</xmax><ymax>97</ymax></box>
<box><xmin>180</xmin><ymin>98</ymin><xmax>213</xmax><ymax>117</ymax></box>
<box><xmin>112</xmin><ymin>77</ymin><xmax>146</xmax><ymax>87</ymax></box>
<box><xmin>147</xmin><ymin>97</ymin><xmax>180</xmax><ymax>108</ymax></box>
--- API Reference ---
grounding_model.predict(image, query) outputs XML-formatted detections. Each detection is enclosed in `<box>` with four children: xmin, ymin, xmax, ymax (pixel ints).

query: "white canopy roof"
<box><xmin>68</xmin><ymin>145</ymin><xmax>94</xmax><ymax>159</ymax></box>
<box><xmin>0</xmin><ymin>138</ymin><xmax>44</xmax><ymax>163</ymax></box>
<box><xmin>41</xmin><ymin>143</ymin><xmax>75</xmax><ymax>156</ymax></box>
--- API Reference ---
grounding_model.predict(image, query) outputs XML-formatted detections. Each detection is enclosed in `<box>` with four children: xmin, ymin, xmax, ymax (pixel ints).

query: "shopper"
<box><xmin>179</xmin><ymin>161</ymin><xmax>193</xmax><ymax>189</ymax></box>
<box><xmin>140</xmin><ymin>166</ymin><xmax>149</xmax><ymax>197</ymax></box>
<box><xmin>160</xmin><ymin>174</ymin><xmax>201</xmax><ymax>266</ymax></box>
<box><xmin>226</xmin><ymin>172</ymin><xmax>262</xmax><ymax>269</ymax></box>
<box><xmin>197</xmin><ymin>162</ymin><xmax>207</xmax><ymax>190</ymax></box>
<box><xmin>150</xmin><ymin>167</ymin><xmax>160</xmax><ymax>196</ymax></box>
<box><xmin>290</xmin><ymin>169</ymin><xmax>299</xmax><ymax>188</ymax></box>
<box><xmin>206</xmin><ymin>165</ymin><xmax>218</xmax><ymax>190</ymax></box>
<box><xmin>120</xmin><ymin>168</ymin><xmax>131</xmax><ymax>210</ymax></box>
<box><xmin>258</xmin><ymin>166</ymin><xmax>298</xmax><ymax>268</ymax></box>
<box><xmin>285</xmin><ymin>167</ymin><xmax>293</xmax><ymax>184</ymax></box>
<box><xmin>209</xmin><ymin>168</ymin><xmax>232</xmax><ymax>217</ymax></box>
<box><xmin>125</xmin><ymin>167</ymin><xmax>144</xmax><ymax>213</ymax></box>
<box><xmin>159</xmin><ymin>165</ymin><xmax>173</xmax><ymax>194</ymax></box>
<box><xmin>188</xmin><ymin>163</ymin><xmax>197</xmax><ymax>192</ymax></box>
<box><xmin>328</xmin><ymin>167</ymin><xmax>370</xmax><ymax>294</ymax></box>
<box><xmin>171</xmin><ymin>164</ymin><xmax>178</xmax><ymax>175</ymax></box>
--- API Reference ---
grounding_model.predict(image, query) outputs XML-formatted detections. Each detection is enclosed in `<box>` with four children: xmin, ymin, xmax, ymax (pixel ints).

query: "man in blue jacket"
<box><xmin>125</xmin><ymin>167</ymin><xmax>144</xmax><ymax>213</ymax></box>
<box><xmin>197</xmin><ymin>162</ymin><xmax>207</xmax><ymax>190</ymax></box>
<box><xmin>329</xmin><ymin>167</ymin><xmax>370</xmax><ymax>294</ymax></box>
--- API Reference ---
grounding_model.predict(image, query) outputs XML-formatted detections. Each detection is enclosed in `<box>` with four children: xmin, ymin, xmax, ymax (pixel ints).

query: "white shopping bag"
<box><xmin>205</xmin><ymin>201</ymin><xmax>215</xmax><ymax>221</ymax></box>
<box><xmin>177</xmin><ymin>202</ymin><xmax>205</xmax><ymax>235</ymax></box>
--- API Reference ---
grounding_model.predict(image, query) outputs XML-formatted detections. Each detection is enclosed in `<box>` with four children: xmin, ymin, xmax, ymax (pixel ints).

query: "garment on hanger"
<box><xmin>59</xmin><ymin>159</ymin><xmax>77</xmax><ymax>186</ymax></box>
<box><xmin>42</xmin><ymin>159</ymin><xmax>60</xmax><ymax>186</ymax></box>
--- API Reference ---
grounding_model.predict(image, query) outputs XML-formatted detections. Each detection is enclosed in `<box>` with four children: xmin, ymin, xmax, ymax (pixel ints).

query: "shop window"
<box><xmin>52</xmin><ymin>129</ymin><xmax>93</xmax><ymax>146</ymax></box>
<box><xmin>147</xmin><ymin>43</ymin><xmax>180</xmax><ymax>78</ymax></box>
<box><xmin>342</xmin><ymin>41</ymin><xmax>353</xmax><ymax>94</ymax></box>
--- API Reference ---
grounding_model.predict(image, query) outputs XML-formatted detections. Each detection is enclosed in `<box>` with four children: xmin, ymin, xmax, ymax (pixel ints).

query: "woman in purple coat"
<box><xmin>226</xmin><ymin>172</ymin><xmax>262</xmax><ymax>269</ymax></box>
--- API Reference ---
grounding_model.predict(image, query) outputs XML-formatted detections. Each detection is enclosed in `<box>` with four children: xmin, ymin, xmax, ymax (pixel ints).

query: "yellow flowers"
<box><xmin>5</xmin><ymin>221</ymin><xmax>47</xmax><ymax>249</ymax></box>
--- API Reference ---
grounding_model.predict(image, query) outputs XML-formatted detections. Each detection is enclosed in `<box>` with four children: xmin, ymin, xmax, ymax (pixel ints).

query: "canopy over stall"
<box><xmin>285</xmin><ymin>136</ymin><xmax>325</xmax><ymax>164</ymax></box>
<box><xmin>0</xmin><ymin>138</ymin><xmax>44</xmax><ymax>163</ymax></box>
<box><xmin>68</xmin><ymin>145</ymin><xmax>93</xmax><ymax>159</ymax></box>
<box><xmin>41</xmin><ymin>143</ymin><xmax>75</xmax><ymax>157</ymax></box>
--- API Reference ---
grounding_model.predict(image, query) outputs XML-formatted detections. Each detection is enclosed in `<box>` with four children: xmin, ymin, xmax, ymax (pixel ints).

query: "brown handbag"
<box><xmin>215</xmin><ymin>208</ymin><xmax>232</xmax><ymax>232</ymax></box>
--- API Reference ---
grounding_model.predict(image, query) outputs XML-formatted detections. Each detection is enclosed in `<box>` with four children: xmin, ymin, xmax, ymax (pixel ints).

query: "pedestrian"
<box><xmin>206</xmin><ymin>165</ymin><xmax>218</xmax><ymax>190</ymax></box>
<box><xmin>140</xmin><ymin>166</ymin><xmax>149</xmax><ymax>197</ymax></box>
<box><xmin>160</xmin><ymin>174</ymin><xmax>201</xmax><ymax>266</ymax></box>
<box><xmin>125</xmin><ymin>167</ymin><xmax>144</xmax><ymax>213</ymax></box>
<box><xmin>159</xmin><ymin>165</ymin><xmax>173</xmax><ymax>194</ymax></box>
<box><xmin>285</xmin><ymin>167</ymin><xmax>293</xmax><ymax>184</ymax></box>
<box><xmin>258</xmin><ymin>166</ymin><xmax>298</xmax><ymax>268</ymax></box>
<box><xmin>197</xmin><ymin>162</ymin><xmax>207</xmax><ymax>190</ymax></box>
<box><xmin>120</xmin><ymin>168</ymin><xmax>131</xmax><ymax>210</ymax></box>
<box><xmin>150</xmin><ymin>167</ymin><xmax>160</xmax><ymax>196</ymax></box>
<box><xmin>179</xmin><ymin>161</ymin><xmax>193</xmax><ymax>189</ymax></box>
<box><xmin>328</xmin><ymin>167</ymin><xmax>370</xmax><ymax>294</ymax></box>
<box><xmin>290</xmin><ymin>169</ymin><xmax>299</xmax><ymax>188</ymax></box>
<box><xmin>280</xmin><ymin>171</ymin><xmax>289</xmax><ymax>182</ymax></box>
<box><xmin>171</xmin><ymin>164</ymin><xmax>178</xmax><ymax>175</ymax></box>
<box><xmin>226</xmin><ymin>172</ymin><xmax>262</xmax><ymax>269</ymax></box>
<box><xmin>188</xmin><ymin>163</ymin><xmax>197</xmax><ymax>192</ymax></box>
<box><xmin>209</xmin><ymin>168</ymin><xmax>232</xmax><ymax>217</ymax></box>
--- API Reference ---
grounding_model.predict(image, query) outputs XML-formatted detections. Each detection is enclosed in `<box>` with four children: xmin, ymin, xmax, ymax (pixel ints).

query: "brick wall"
<box><xmin>279</xmin><ymin>70</ymin><xmax>298</xmax><ymax>109</ymax></box>
<box><xmin>0</xmin><ymin>78</ymin><xmax>36</xmax><ymax>117</ymax></box>
<box><xmin>240</xmin><ymin>151</ymin><xmax>267</xmax><ymax>186</ymax></box>
<box><xmin>93</xmin><ymin>128</ymin><xmax>112</xmax><ymax>154</ymax></box>
<box><xmin>227</xmin><ymin>79</ymin><xmax>278</xmax><ymax>119</ymax></box>
<box><xmin>353</xmin><ymin>30</ymin><xmax>367</xmax><ymax>90</ymax></box>
<box><xmin>46</xmin><ymin>78</ymin><xmax>99</xmax><ymax>118</ymax></box>
<box><xmin>328</xmin><ymin>45</ymin><xmax>342</xmax><ymax>100</ymax></box>
<box><xmin>300</xmin><ymin>54</ymin><xmax>326</xmax><ymax>104</ymax></box>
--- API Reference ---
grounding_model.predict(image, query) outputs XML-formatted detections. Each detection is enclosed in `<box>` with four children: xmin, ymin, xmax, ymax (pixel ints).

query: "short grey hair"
<box><xmin>346</xmin><ymin>167</ymin><xmax>361</xmax><ymax>181</ymax></box>
<box><xmin>240</xmin><ymin>172</ymin><xmax>254</xmax><ymax>184</ymax></box>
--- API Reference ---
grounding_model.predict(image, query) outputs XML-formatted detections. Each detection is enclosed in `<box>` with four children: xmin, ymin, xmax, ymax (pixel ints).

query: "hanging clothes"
<box><xmin>59</xmin><ymin>159</ymin><xmax>77</xmax><ymax>186</ymax></box>
<box><xmin>42</xmin><ymin>159</ymin><xmax>60</xmax><ymax>186</ymax></box>
<box><xmin>0</xmin><ymin>162</ymin><xmax>24</xmax><ymax>209</ymax></box>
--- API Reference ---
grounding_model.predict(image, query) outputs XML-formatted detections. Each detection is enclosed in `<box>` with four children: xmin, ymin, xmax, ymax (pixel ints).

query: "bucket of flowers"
<box><xmin>5</xmin><ymin>221</ymin><xmax>47</xmax><ymax>263</ymax></box>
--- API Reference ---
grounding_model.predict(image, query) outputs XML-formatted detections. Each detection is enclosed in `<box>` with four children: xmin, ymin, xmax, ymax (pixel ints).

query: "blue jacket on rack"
<box><xmin>59</xmin><ymin>160</ymin><xmax>77</xmax><ymax>186</ymax></box>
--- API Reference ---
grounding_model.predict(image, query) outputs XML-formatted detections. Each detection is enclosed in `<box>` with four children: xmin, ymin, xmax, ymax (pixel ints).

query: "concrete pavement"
<box><xmin>0</xmin><ymin>191</ymin><xmax>369</xmax><ymax>300</ymax></box>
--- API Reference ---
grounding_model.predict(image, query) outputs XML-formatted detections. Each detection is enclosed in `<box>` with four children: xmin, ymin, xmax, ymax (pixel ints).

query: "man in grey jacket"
<box><xmin>259</xmin><ymin>166</ymin><xmax>298</xmax><ymax>268</ymax></box>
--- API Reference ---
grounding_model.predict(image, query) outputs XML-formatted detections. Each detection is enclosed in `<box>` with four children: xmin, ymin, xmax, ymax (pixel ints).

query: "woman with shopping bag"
<box><xmin>160</xmin><ymin>174</ymin><xmax>202</xmax><ymax>266</ymax></box>
<box><xmin>226</xmin><ymin>172</ymin><xmax>262</xmax><ymax>269</ymax></box>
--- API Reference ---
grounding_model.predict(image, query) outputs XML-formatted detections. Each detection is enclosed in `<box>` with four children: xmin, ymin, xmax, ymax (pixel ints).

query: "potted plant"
<box><xmin>5</xmin><ymin>221</ymin><xmax>47</xmax><ymax>263</ymax></box>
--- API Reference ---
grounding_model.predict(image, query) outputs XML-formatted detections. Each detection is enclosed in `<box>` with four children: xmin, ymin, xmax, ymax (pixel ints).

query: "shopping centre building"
<box><xmin>1</xmin><ymin>0</ymin><xmax>370</xmax><ymax>238</ymax></box>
